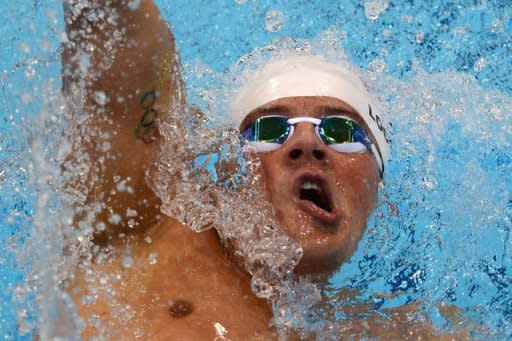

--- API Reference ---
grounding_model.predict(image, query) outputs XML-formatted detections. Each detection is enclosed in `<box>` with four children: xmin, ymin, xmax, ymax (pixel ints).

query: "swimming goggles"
<box><xmin>241</xmin><ymin>115</ymin><xmax>372</xmax><ymax>154</ymax></box>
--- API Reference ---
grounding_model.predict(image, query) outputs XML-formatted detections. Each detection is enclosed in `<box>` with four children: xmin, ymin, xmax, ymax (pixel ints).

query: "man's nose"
<box><xmin>284</xmin><ymin>123</ymin><xmax>327</xmax><ymax>164</ymax></box>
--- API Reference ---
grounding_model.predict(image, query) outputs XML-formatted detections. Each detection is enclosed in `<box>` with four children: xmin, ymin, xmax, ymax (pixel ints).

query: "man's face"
<box><xmin>240</xmin><ymin>96</ymin><xmax>380</xmax><ymax>274</ymax></box>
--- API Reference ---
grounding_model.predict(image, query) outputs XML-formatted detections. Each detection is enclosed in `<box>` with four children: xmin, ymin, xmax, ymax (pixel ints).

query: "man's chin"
<box><xmin>292</xmin><ymin>246</ymin><xmax>346</xmax><ymax>275</ymax></box>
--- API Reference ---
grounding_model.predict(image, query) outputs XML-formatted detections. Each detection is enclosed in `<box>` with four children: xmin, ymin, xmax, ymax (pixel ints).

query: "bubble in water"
<box><xmin>364</xmin><ymin>0</ymin><xmax>389</xmax><ymax>20</ymax></box>
<box><xmin>19</xmin><ymin>42</ymin><xmax>30</xmax><ymax>53</ymax></box>
<box><xmin>453</xmin><ymin>26</ymin><xmax>466</xmax><ymax>37</ymax></box>
<box><xmin>24</xmin><ymin>67</ymin><xmax>36</xmax><ymax>79</ymax></box>
<box><xmin>122</xmin><ymin>255</ymin><xmax>133</xmax><ymax>268</ymax></box>
<box><xmin>401</xmin><ymin>15</ymin><xmax>413</xmax><ymax>24</ymax></box>
<box><xmin>93</xmin><ymin>91</ymin><xmax>107</xmax><ymax>106</ymax></box>
<box><xmin>148</xmin><ymin>252</ymin><xmax>157</xmax><ymax>265</ymax></box>
<box><xmin>108</xmin><ymin>214</ymin><xmax>121</xmax><ymax>225</ymax></box>
<box><xmin>17</xmin><ymin>308</ymin><xmax>32</xmax><ymax>335</ymax></box>
<box><xmin>116</xmin><ymin>179</ymin><xmax>128</xmax><ymax>192</ymax></box>
<box><xmin>491</xmin><ymin>18</ymin><xmax>503</xmax><ymax>33</ymax></box>
<box><xmin>21</xmin><ymin>93</ymin><xmax>33</xmax><ymax>104</ymax></box>
<box><xmin>265</xmin><ymin>10</ymin><xmax>285</xmax><ymax>32</ymax></box>
<box><xmin>126</xmin><ymin>208</ymin><xmax>137</xmax><ymax>217</ymax></box>
<box><xmin>369</xmin><ymin>59</ymin><xmax>387</xmax><ymax>73</ymax></box>
<box><xmin>96</xmin><ymin>222</ymin><xmax>106</xmax><ymax>231</ymax></box>
<box><xmin>234</xmin><ymin>0</ymin><xmax>248</xmax><ymax>4</ymax></box>
<box><xmin>59</xmin><ymin>32</ymin><xmax>69</xmax><ymax>43</ymax></box>
<box><xmin>100</xmin><ymin>141</ymin><xmax>111</xmax><ymax>152</ymax></box>
<box><xmin>473</xmin><ymin>57</ymin><xmax>487</xmax><ymax>73</ymax></box>
<box><xmin>416</xmin><ymin>31</ymin><xmax>425</xmax><ymax>43</ymax></box>
<box><xmin>127</xmin><ymin>0</ymin><xmax>142</xmax><ymax>10</ymax></box>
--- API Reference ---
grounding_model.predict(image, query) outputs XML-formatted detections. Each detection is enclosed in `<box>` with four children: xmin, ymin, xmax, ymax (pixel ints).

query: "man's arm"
<box><xmin>62</xmin><ymin>0</ymin><xmax>183</xmax><ymax>243</ymax></box>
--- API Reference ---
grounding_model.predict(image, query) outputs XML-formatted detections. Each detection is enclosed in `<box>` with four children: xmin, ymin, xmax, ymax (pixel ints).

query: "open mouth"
<box><xmin>295</xmin><ymin>174</ymin><xmax>340</xmax><ymax>226</ymax></box>
<box><xmin>300</xmin><ymin>180</ymin><xmax>332</xmax><ymax>213</ymax></box>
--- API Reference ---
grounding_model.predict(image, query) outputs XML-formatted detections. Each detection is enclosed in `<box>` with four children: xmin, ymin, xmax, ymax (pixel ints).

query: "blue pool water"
<box><xmin>1</xmin><ymin>0</ymin><xmax>511</xmax><ymax>339</ymax></box>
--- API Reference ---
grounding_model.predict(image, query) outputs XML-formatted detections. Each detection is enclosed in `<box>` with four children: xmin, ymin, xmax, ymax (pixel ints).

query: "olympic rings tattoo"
<box><xmin>135</xmin><ymin>89</ymin><xmax>161</xmax><ymax>143</ymax></box>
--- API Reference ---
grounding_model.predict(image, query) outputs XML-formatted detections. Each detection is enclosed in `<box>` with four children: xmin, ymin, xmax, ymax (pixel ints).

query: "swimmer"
<box><xmin>62</xmin><ymin>1</ymin><xmax>469</xmax><ymax>339</ymax></box>
<box><xmin>232</xmin><ymin>56</ymin><xmax>390</xmax><ymax>275</ymax></box>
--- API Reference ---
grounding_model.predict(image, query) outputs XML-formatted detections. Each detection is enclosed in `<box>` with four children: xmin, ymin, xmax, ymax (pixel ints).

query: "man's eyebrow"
<box><xmin>250</xmin><ymin>105</ymin><xmax>291</xmax><ymax>116</ymax></box>
<box><xmin>316</xmin><ymin>104</ymin><xmax>358</xmax><ymax>116</ymax></box>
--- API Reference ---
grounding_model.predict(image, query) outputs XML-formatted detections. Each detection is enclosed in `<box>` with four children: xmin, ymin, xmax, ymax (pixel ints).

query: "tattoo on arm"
<box><xmin>136</xmin><ymin>89</ymin><xmax>161</xmax><ymax>143</ymax></box>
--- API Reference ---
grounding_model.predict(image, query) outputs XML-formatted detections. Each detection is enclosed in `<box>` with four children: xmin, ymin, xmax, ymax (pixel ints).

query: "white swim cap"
<box><xmin>230</xmin><ymin>55</ymin><xmax>391</xmax><ymax>172</ymax></box>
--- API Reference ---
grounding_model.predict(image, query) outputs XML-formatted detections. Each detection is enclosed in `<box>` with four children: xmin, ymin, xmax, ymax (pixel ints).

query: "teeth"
<box><xmin>301</xmin><ymin>180</ymin><xmax>321</xmax><ymax>191</ymax></box>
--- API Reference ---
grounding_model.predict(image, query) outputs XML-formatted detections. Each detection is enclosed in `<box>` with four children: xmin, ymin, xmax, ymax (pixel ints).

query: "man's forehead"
<box><xmin>239</xmin><ymin>96</ymin><xmax>362</xmax><ymax>129</ymax></box>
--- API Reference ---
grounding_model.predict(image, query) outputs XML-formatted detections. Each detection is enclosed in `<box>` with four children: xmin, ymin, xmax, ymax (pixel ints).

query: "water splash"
<box><xmin>2</xmin><ymin>1</ymin><xmax>511</xmax><ymax>339</ymax></box>
<box><xmin>265</xmin><ymin>10</ymin><xmax>285</xmax><ymax>32</ymax></box>
<box><xmin>150</xmin><ymin>98</ymin><xmax>305</xmax><ymax>301</ymax></box>
<box><xmin>364</xmin><ymin>0</ymin><xmax>389</xmax><ymax>20</ymax></box>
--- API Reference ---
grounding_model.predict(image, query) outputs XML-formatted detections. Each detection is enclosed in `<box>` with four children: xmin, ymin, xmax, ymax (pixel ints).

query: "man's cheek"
<box><xmin>259</xmin><ymin>160</ymin><xmax>276</xmax><ymax>203</ymax></box>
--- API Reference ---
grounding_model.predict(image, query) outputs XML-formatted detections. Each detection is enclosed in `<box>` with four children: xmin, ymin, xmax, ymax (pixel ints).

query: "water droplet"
<box><xmin>108</xmin><ymin>214</ymin><xmax>121</xmax><ymax>225</ymax></box>
<box><xmin>99</xmin><ymin>274</ymin><xmax>109</xmax><ymax>285</ymax></box>
<box><xmin>148</xmin><ymin>252</ymin><xmax>158</xmax><ymax>265</ymax></box>
<box><xmin>60</xmin><ymin>32</ymin><xmax>69</xmax><ymax>43</ymax></box>
<box><xmin>93</xmin><ymin>91</ymin><xmax>107</xmax><ymax>106</ymax></box>
<box><xmin>122</xmin><ymin>255</ymin><xmax>133</xmax><ymax>268</ymax></box>
<box><xmin>19</xmin><ymin>42</ymin><xmax>30</xmax><ymax>54</ymax></box>
<box><xmin>96</xmin><ymin>222</ymin><xmax>106</xmax><ymax>231</ymax></box>
<box><xmin>491</xmin><ymin>18</ymin><xmax>503</xmax><ymax>33</ymax></box>
<box><xmin>126</xmin><ymin>208</ymin><xmax>138</xmax><ymax>217</ymax></box>
<box><xmin>127</xmin><ymin>0</ymin><xmax>142</xmax><ymax>10</ymax></box>
<box><xmin>416</xmin><ymin>31</ymin><xmax>425</xmax><ymax>44</ymax></box>
<box><xmin>369</xmin><ymin>59</ymin><xmax>387</xmax><ymax>73</ymax></box>
<box><xmin>24</xmin><ymin>67</ymin><xmax>36</xmax><ymax>79</ymax></box>
<box><xmin>214</xmin><ymin>322</ymin><xmax>228</xmax><ymax>337</ymax></box>
<box><xmin>116</xmin><ymin>179</ymin><xmax>127</xmax><ymax>192</ymax></box>
<box><xmin>265</xmin><ymin>10</ymin><xmax>285</xmax><ymax>32</ymax></box>
<box><xmin>21</xmin><ymin>93</ymin><xmax>33</xmax><ymax>104</ymax></box>
<box><xmin>364</xmin><ymin>0</ymin><xmax>389</xmax><ymax>20</ymax></box>
<box><xmin>400</xmin><ymin>15</ymin><xmax>413</xmax><ymax>24</ymax></box>
<box><xmin>17</xmin><ymin>309</ymin><xmax>32</xmax><ymax>335</ymax></box>
<box><xmin>453</xmin><ymin>26</ymin><xmax>466</xmax><ymax>37</ymax></box>
<box><xmin>473</xmin><ymin>57</ymin><xmax>487</xmax><ymax>73</ymax></box>
<box><xmin>101</xmin><ymin>141</ymin><xmax>111</xmax><ymax>152</ymax></box>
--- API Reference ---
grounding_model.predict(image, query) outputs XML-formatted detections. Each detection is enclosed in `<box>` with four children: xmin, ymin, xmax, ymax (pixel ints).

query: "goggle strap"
<box><xmin>370</xmin><ymin>144</ymin><xmax>384</xmax><ymax>177</ymax></box>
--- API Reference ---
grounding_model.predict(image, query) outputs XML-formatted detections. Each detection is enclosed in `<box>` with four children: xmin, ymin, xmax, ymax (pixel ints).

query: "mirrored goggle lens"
<box><xmin>242</xmin><ymin>116</ymin><xmax>290</xmax><ymax>143</ymax></box>
<box><xmin>319</xmin><ymin>116</ymin><xmax>369</xmax><ymax>146</ymax></box>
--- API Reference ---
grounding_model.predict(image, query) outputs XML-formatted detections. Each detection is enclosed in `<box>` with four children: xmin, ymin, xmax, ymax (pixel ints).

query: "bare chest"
<box><xmin>73</xmin><ymin>240</ymin><xmax>274</xmax><ymax>340</ymax></box>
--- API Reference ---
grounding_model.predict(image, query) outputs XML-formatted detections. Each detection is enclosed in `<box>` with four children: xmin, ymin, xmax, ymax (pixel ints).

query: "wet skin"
<box><xmin>241</xmin><ymin>96</ymin><xmax>381</xmax><ymax>274</ymax></box>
